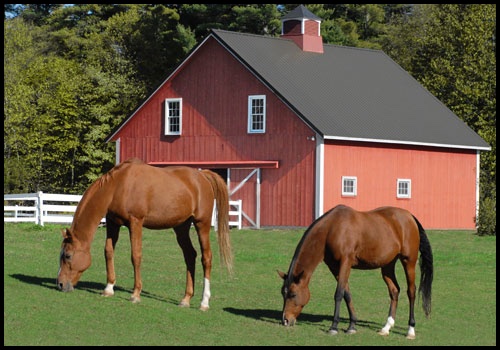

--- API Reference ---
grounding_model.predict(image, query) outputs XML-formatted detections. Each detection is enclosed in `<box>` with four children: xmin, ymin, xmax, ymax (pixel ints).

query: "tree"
<box><xmin>383</xmin><ymin>4</ymin><xmax>496</xmax><ymax>234</ymax></box>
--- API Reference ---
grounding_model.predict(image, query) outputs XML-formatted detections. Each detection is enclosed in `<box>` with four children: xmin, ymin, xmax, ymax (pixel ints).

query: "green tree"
<box><xmin>383</xmin><ymin>4</ymin><xmax>496</xmax><ymax>234</ymax></box>
<box><xmin>4</xmin><ymin>18</ymin><xmax>85</xmax><ymax>193</ymax></box>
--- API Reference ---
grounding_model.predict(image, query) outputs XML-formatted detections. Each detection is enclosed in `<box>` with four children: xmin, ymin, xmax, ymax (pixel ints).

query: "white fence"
<box><xmin>4</xmin><ymin>192</ymin><xmax>242</xmax><ymax>229</ymax></box>
<box><xmin>3</xmin><ymin>192</ymin><xmax>103</xmax><ymax>226</ymax></box>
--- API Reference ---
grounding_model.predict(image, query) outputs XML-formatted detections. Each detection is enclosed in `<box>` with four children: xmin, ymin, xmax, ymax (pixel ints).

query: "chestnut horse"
<box><xmin>57</xmin><ymin>158</ymin><xmax>233</xmax><ymax>310</ymax></box>
<box><xmin>278</xmin><ymin>205</ymin><xmax>433</xmax><ymax>339</ymax></box>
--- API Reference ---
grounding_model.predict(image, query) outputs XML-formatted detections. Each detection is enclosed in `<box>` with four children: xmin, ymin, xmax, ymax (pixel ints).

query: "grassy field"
<box><xmin>3</xmin><ymin>223</ymin><xmax>496</xmax><ymax>346</ymax></box>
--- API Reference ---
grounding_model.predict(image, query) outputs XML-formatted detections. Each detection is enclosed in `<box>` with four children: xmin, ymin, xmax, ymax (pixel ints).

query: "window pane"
<box><xmin>397</xmin><ymin>179</ymin><xmax>411</xmax><ymax>198</ymax></box>
<box><xmin>167</xmin><ymin>100</ymin><xmax>181</xmax><ymax>134</ymax></box>
<box><xmin>342</xmin><ymin>176</ymin><xmax>357</xmax><ymax>196</ymax></box>
<box><xmin>248</xmin><ymin>96</ymin><xmax>265</xmax><ymax>133</ymax></box>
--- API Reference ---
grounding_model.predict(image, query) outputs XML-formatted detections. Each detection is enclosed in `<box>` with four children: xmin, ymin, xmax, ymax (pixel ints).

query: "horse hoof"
<box><xmin>328</xmin><ymin>329</ymin><xmax>339</xmax><ymax>335</ymax></box>
<box><xmin>130</xmin><ymin>296</ymin><xmax>141</xmax><ymax>303</ymax></box>
<box><xmin>199</xmin><ymin>305</ymin><xmax>209</xmax><ymax>311</ymax></box>
<box><xmin>378</xmin><ymin>330</ymin><xmax>390</xmax><ymax>336</ymax></box>
<box><xmin>178</xmin><ymin>301</ymin><xmax>190</xmax><ymax>308</ymax></box>
<box><xmin>406</xmin><ymin>334</ymin><xmax>416</xmax><ymax>340</ymax></box>
<box><xmin>101</xmin><ymin>291</ymin><xmax>113</xmax><ymax>297</ymax></box>
<box><xmin>346</xmin><ymin>329</ymin><xmax>357</xmax><ymax>334</ymax></box>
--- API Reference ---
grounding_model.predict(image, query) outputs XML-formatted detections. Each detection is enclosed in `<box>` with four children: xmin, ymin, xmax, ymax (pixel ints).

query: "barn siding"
<box><xmin>113</xmin><ymin>37</ymin><xmax>316</xmax><ymax>227</ymax></box>
<box><xmin>323</xmin><ymin>141</ymin><xmax>478</xmax><ymax>229</ymax></box>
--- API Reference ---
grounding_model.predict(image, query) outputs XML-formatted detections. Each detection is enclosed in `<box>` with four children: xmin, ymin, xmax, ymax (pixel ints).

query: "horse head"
<box><xmin>57</xmin><ymin>228</ymin><xmax>91</xmax><ymax>292</ymax></box>
<box><xmin>277</xmin><ymin>270</ymin><xmax>309</xmax><ymax>326</ymax></box>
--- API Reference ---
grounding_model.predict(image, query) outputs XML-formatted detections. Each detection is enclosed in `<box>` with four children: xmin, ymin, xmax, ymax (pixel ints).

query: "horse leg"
<box><xmin>343</xmin><ymin>282</ymin><xmax>358</xmax><ymax>334</ymax></box>
<box><xmin>378</xmin><ymin>262</ymin><xmax>400</xmax><ymax>337</ymax></box>
<box><xmin>402</xmin><ymin>259</ymin><xmax>417</xmax><ymax>339</ymax></box>
<box><xmin>193</xmin><ymin>220</ymin><xmax>213</xmax><ymax>311</ymax></box>
<box><xmin>328</xmin><ymin>262</ymin><xmax>351</xmax><ymax>335</ymax></box>
<box><xmin>174</xmin><ymin>221</ymin><xmax>197</xmax><ymax>308</ymax></box>
<box><xmin>128</xmin><ymin>216</ymin><xmax>144</xmax><ymax>303</ymax></box>
<box><xmin>325</xmin><ymin>260</ymin><xmax>357</xmax><ymax>334</ymax></box>
<box><xmin>103</xmin><ymin>218</ymin><xmax>120</xmax><ymax>297</ymax></box>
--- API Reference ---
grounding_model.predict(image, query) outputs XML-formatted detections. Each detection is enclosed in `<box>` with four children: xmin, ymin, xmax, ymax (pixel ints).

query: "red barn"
<box><xmin>106</xmin><ymin>5</ymin><xmax>490</xmax><ymax>229</ymax></box>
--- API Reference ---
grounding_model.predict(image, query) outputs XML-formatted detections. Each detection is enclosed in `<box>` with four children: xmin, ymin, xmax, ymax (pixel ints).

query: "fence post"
<box><xmin>37</xmin><ymin>191</ymin><xmax>44</xmax><ymax>226</ymax></box>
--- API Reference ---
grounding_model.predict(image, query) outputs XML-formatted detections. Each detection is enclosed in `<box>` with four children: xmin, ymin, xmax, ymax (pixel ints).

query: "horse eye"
<box><xmin>64</xmin><ymin>253</ymin><xmax>72</xmax><ymax>260</ymax></box>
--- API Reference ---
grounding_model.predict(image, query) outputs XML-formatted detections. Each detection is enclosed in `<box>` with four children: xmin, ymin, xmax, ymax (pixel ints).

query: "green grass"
<box><xmin>3</xmin><ymin>223</ymin><xmax>496</xmax><ymax>345</ymax></box>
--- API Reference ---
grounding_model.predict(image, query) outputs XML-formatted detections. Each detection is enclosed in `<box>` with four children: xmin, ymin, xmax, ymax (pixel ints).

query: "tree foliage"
<box><xmin>4</xmin><ymin>4</ymin><xmax>496</xmax><ymax>233</ymax></box>
<box><xmin>382</xmin><ymin>4</ymin><xmax>496</xmax><ymax>234</ymax></box>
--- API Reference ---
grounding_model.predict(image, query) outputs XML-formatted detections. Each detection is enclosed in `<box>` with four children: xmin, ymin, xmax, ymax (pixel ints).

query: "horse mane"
<box><xmin>96</xmin><ymin>158</ymin><xmax>144</xmax><ymax>188</ymax></box>
<box><xmin>285</xmin><ymin>205</ymin><xmax>339</xmax><ymax>285</ymax></box>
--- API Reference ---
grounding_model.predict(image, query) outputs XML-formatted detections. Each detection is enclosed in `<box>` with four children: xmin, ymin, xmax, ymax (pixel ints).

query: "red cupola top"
<box><xmin>280</xmin><ymin>5</ymin><xmax>323</xmax><ymax>53</ymax></box>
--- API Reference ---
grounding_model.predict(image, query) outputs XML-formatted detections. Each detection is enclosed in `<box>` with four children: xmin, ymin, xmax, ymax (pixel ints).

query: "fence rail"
<box><xmin>4</xmin><ymin>192</ymin><xmax>242</xmax><ymax>229</ymax></box>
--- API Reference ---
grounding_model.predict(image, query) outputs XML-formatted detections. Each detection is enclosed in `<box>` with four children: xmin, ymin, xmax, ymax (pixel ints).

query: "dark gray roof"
<box><xmin>211</xmin><ymin>29</ymin><xmax>490</xmax><ymax>150</ymax></box>
<box><xmin>281</xmin><ymin>4</ymin><xmax>322</xmax><ymax>21</ymax></box>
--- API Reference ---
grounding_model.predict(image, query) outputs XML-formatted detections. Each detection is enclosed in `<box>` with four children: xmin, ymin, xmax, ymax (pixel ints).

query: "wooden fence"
<box><xmin>4</xmin><ymin>192</ymin><xmax>242</xmax><ymax>229</ymax></box>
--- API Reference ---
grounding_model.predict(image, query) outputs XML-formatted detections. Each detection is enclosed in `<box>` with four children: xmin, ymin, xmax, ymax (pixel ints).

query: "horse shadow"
<box><xmin>222</xmin><ymin>307</ymin><xmax>404</xmax><ymax>335</ymax></box>
<box><xmin>9</xmin><ymin>273</ymin><xmax>180</xmax><ymax>305</ymax></box>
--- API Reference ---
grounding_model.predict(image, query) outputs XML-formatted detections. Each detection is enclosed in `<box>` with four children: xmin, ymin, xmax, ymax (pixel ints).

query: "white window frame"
<box><xmin>342</xmin><ymin>176</ymin><xmax>357</xmax><ymax>197</ymax></box>
<box><xmin>165</xmin><ymin>98</ymin><xmax>182</xmax><ymax>135</ymax></box>
<box><xmin>247</xmin><ymin>95</ymin><xmax>266</xmax><ymax>133</ymax></box>
<box><xmin>397</xmin><ymin>179</ymin><xmax>411</xmax><ymax>198</ymax></box>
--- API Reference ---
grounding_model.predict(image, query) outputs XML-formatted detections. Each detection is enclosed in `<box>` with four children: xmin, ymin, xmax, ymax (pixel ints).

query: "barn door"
<box><xmin>228</xmin><ymin>168</ymin><xmax>260</xmax><ymax>229</ymax></box>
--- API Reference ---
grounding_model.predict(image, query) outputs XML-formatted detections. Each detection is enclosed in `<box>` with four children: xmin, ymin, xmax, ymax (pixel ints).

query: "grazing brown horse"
<box><xmin>57</xmin><ymin>158</ymin><xmax>233</xmax><ymax>310</ymax></box>
<box><xmin>278</xmin><ymin>204</ymin><xmax>433</xmax><ymax>339</ymax></box>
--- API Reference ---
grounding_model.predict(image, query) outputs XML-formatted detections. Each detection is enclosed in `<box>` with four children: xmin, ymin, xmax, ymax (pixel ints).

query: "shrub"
<box><xmin>476</xmin><ymin>195</ymin><xmax>496</xmax><ymax>236</ymax></box>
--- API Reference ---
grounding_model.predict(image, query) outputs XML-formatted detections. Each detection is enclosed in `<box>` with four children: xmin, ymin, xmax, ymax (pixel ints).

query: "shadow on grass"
<box><xmin>9</xmin><ymin>273</ymin><xmax>180</xmax><ymax>305</ymax></box>
<box><xmin>223</xmin><ymin>306</ymin><xmax>405</xmax><ymax>335</ymax></box>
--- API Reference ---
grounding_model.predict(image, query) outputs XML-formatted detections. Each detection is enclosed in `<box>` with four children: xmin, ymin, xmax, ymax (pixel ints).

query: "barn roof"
<box><xmin>105</xmin><ymin>25</ymin><xmax>490</xmax><ymax>151</ymax></box>
<box><xmin>209</xmin><ymin>29</ymin><xmax>490</xmax><ymax>151</ymax></box>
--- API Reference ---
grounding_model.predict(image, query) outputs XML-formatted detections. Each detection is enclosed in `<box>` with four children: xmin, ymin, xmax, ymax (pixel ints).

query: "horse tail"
<box><xmin>412</xmin><ymin>215</ymin><xmax>433</xmax><ymax>318</ymax></box>
<box><xmin>201</xmin><ymin>170</ymin><xmax>234</xmax><ymax>275</ymax></box>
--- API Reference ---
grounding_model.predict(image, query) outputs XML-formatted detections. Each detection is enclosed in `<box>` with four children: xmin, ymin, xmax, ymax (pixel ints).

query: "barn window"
<box><xmin>165</xmin><ymin>98</ymin><xmax>182</xmax><ymax>135</ymax></box>
<box><xmin>397</xmin><ymin>179</ymin><xmax>411</xmax><ymax>198</ymax></box>
<box><xmin>248</xmin><ymin>95</ymin><xmax>266</xmax><ymax>133</ymax></box>
<box><xmin>342</xmin><ymin>176</ymin><xmax>357</xmax><ymax>196</ymax></box>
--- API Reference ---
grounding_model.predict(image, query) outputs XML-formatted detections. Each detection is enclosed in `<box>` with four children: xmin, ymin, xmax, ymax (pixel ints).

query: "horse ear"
<box><xmin>61</xmin><ymin>228</ymin><xmax>72</xmax><ymax>241</ymax></box>
<box><xmin>277</xmin><ymin>270</ymin><xmax>287</xmax><ymax>280</ymax></box>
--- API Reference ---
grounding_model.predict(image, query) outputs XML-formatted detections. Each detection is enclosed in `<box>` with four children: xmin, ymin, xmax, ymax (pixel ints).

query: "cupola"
<box><xmin>280</xmin><ymin>5</ymin><xmax>323</xmax><ymax>53</ymax></box>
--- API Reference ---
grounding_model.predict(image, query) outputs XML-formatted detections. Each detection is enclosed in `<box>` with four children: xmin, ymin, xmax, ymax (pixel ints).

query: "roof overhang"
<box><xmin>147</xmin><ymin>160</ymin><xmax>279</xmax><ymax>169</ymax></box>
<box><xmin>323</xmin><ymin>135</ymin><xmax>491</xmax><ymax>151</ymax></box>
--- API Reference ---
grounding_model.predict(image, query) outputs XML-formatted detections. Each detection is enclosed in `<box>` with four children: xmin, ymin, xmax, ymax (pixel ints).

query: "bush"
<box><xmin>476</xmin><ymin>195</ymin><xmax>496</xmax><ymax>236</ymax></box>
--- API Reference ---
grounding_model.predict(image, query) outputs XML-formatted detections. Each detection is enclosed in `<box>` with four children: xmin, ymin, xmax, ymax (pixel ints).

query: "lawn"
<box><xmin>3</xmin><ymin>223</ymin><xmax>496</xmax><ymax>346</ymax></box>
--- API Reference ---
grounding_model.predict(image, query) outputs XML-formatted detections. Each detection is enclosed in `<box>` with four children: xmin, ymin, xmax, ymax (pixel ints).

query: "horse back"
<box><xmin>325</xmin><ymin>205</ymin><xmax>420</xmax><ymax>268</ymax></box>
<box><xmin>106</xmin><ymin>162</ymin><xmax>214</xmax><ymax>228</ymax></box>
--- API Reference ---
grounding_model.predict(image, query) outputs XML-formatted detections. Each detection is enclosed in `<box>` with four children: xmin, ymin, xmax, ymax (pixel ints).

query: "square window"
<box><xmin>342</xmin><ymin>176</ymin><xmax>357</xmax><ymax>196</ymax></box>
<box><xmin>397</xmin><ymin>179</ymin><xmax>411</xmax><ymax>198</ymax></box>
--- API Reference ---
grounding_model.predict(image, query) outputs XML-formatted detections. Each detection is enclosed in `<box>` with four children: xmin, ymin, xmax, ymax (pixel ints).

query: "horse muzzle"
<box><xmin>57</xmin><ymin>279</ymin><xmax>74</xmax><ymax>292</ymax></box>
<box><xmin>282</xmin><ymin>316</ymin><xmax>296</xmax><ymax>327</ymax></box>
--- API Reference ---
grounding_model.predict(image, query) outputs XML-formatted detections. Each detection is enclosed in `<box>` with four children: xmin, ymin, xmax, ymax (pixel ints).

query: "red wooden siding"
<box><xmin>304</xmin><ymin>20</ymin><xmax>319</xmax><ymax>36</ymax></box>
<box><xmin>323</xmin><ymin>141</ymin><xmax>478</xmax><ymax>229</ymax></box>
<box><xmin>111</xmin><ymin>37</ymin><xmax>316</xmax><ymax>227</ymax></box>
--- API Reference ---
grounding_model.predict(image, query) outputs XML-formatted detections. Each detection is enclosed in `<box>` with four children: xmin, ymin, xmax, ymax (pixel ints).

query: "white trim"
<box><xmin>315</xmin><ymin>135</ymin><xmax>324</xmax><ymax>218</ymax></box>
<box><xmin>115</xmin><ymin>138</ymin><xmax>120</xmax><ymax>165</ymax></box>
<box><xmin>323</xmin><ymin>135</ymin><xmax>491</xmax><ymax>151</ymax></box>
<box><xmin>475</xmin><ymin>150</ymin><xmax>480</xmax><ymax>227</ymax></box>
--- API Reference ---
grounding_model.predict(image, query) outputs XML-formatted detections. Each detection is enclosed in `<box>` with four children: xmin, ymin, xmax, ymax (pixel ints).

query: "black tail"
<box><xmin>412</xmin><ymin>215</ymin><xmax>433</xmax><ymax>318</ymax></box>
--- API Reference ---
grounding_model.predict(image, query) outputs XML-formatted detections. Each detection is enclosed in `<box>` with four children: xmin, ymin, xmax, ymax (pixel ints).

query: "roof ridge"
<box><xmin>211</xmin><ymin>28</ymin><xmax>383</xmax><ymax>53</ymax></box>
